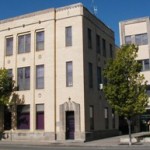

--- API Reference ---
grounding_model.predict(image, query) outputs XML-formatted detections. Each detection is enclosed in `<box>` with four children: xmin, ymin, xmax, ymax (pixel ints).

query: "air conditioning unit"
<box><xmin>99</xmin><ymin>84</ymin><xmax>103</xmax><ymax>90</ymax></box>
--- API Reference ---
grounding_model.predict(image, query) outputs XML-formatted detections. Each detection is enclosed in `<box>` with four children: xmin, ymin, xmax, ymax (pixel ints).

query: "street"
<box><xmin>0</xmin><ymin>144</ymin><xmax>150</xmax><ymax>150</ymax></box>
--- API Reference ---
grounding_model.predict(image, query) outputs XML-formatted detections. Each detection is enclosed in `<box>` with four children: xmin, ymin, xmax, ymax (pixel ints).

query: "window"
<box><xmin>89</xmin><ymin>106</ymin><xmax>94</xmax><ymax>130</ymax></box>
<box><xmin>102</xmin><ymin>38</ymin><xmax>106</xmax><ymax>57</ymax></box>
<box><xmin>36</xmin><ymin>31</ymin><xmax>44</xmax><ymax>51</ymax></box>
<box><xmin>138</xmin><ymin>59</ymin><xmax>150</xmax><ymax>71</ymax></box>
<box><xmin>112</xmin><ymin>109</ymin><xmax>115</xmax><ymax>129</ymax></box>
<box><xmin>97</xmin><ymin>67</ymin><xmax>102</xmax><ymax>90</ymax></box>
<box><xmin>88</xmin><ymin>63</ymin><xmax>93</xmax><ymax>88</ymax></box>
<box><xmin>18</xmin><ymin>34</ymin><xmax>31</xmax><ymax>53</ymax></box>
<box><xmin>66</xmin><ymin>61</ymin><xmax>73</xmax><ymax>87</ymax></box>
<box><xmin>17</xmin><ymin>67</ymin><xmax>30</xmax><ymax>91</ymax></box>
<box><xmin>36</xmin><ymin>65</ymin><xmax>44</xmax><ymax>89</ymax></box>
<box><xmin>109</xmin><ymin>44</ymin><xmax>113</xmax><ymax>58</ymax></box>
<box><xmin>88</xmin><ymin>28</ymin><xmax>92</xmax><ymax>49</ymax></box>
<box><xmin>96</xmin><ymin>34</ymin><xmax>101</xmax><ymax>53</ymax></box>
<box><xmin>104</xmin><ymin>107</ymin><xmax>109</xmax><ymax>129</ymax></box>
<box><xmin>65</xmin><ymin>26</ymin><xmax>72</xmax><ymax>46</ymax></box>
<box><xmin>7</xmin><ymin>69</ymin><xmax>13</xmax><ymax>78</ymax></box>
<box><xmin>36</xmin><ymin>104</ymin><xmax>44</xmax><ymax>130</ymax></box>
<box><xmin>6</xmin><ymin>37</ymin><xmax>13</xmax><ymax>56</ymax></box>
<box><xmin>135</xmin><ymin>33</ymin><xmax>148</xmax><ymax>45</ymax></box>
<box><xmin>125</xmin><ymin>36</ymin><xmax>132</xmax><ymax>44</ymax></box>
<box><xmin>17</xmin><ymin>105</ymin><xmax>30</xmax><ymax>129</ymax></box>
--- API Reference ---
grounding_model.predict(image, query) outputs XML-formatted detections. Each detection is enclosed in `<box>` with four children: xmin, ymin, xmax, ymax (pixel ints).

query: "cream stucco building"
<box><xmin>0</xmin><ymin>3</ymin><xmax>118</xmax><ymax>141</ymax></box>
<box><xmin>120</xmin><ymin>17</ymin><xmax>150</xmax><ymax>132</ymax></box>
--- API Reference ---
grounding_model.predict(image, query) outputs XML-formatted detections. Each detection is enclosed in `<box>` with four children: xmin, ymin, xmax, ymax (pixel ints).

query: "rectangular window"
<box><xmin>135</xmin><ymin>33</ymin><xmax>148</xmax><ymax>45</ymax></box>
<box><xmin>36</xmin><ymin>65</ymin><xmax>44</xmax><ymax>89</ymax></box>
<box><xmin>7</xmin><ymin>69</ymin><xmax>13</xmax><ymax>78</ymax></box>
<box><xmin>97</xmin><ymin>67</ymin><xmax>102</xmax><ymax>90</ymax></box>
<box><xmin>66</xmin><ymin>61</ymin><xmax>73</xmax><ymax>87</ymax></box>
<box><xmin>88</xmin><ymin>63</ymin><xmax>93</xmax><ymax>88</ymax></box>
<box><xmin>104</xmin><ymin>107</ymin><xmax>109</xmax><ymax>129</ymax></box>
<box><xmin>36</xmin><ymin>31</ymin><xmax>44</xmax><ymax>51</ymax></box>
<box><xmin>6</xmin><ymin>37</ymin><xmax>13</xmax><ymax>56</ymax></box>
<box><xmin>102</xmin><ymin>38</ymin><xmax>106</xmax><ymax>57</ymax></box>
<box><xmin>96</xmin><ymin>34</ymin><xmax>101</xmax><ymax>53</ymax></box>
<box><xmin>65</xmin><ymin>26</ymin><xmax>72</xmax><ymax>46</ymax></box>
<box><xmin>18</xmin><ymin>34</ymin><xmax>31</xmax><ymax>53</ymax></box>
<box><xmin>88</xmin><ymin>28</ymin><xmax>92</xmax><ymax>49</ymax></box>
<box><xmin>17</xmin><ymin>105</ymin><xmax>30</xmax><ymax>129</ymax></box>
<box><xmin>89</xmin><ymin>106</ymin><xmax>94</xmax><ymax>130</ymax></box>
<box><xmin>144</xmin><ymin>59</ymin><xmax>150</xmax><ymax>70</ymax></box>
<box><xmin>36</xmin><ymin>104</ymin><xmax>44</xmax><ymax>130</ymax></box>
<box><xmin>109</xmin><ymin>44</ymin><xmax>113</xmax><ymax>58</ymax></box>
<box><xmin>17</xmin><ymin>67</ymin><xmax>30</xmax><ymax>91</ymax></box>
<box><xmin>112</xmin><ymin>109</ymin><xmax>115</xmax><ymax>129</ymax></box>
<box><xmin>125</xmin><ymin>36</ymin><xmax>132</xmax><ymax>44</ymax></box>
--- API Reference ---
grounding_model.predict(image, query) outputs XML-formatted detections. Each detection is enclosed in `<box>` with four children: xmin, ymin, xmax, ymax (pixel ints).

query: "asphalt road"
<box><xmin>0</xmin><ymin>144</ymin><xmax>150</xmax><ymax>150</ymax></box>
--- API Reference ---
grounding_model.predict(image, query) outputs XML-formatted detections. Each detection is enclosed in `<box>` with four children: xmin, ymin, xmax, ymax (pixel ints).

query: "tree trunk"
<box><xmin>126</xmin><ymin>117</ymin><xmax>132</xmax><ymax>146</ymax></box>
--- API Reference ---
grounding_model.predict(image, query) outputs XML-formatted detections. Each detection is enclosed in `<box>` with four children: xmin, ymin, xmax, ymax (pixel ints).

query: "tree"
<box><xmin>0</xmin><ymin>68</ymin><xmax>14</xmax><ymax>105</ymax></box>
<box><xmin>103</xmin><ymin>44</ymin><xmax>148</xmax><ymax>145</ymax></box>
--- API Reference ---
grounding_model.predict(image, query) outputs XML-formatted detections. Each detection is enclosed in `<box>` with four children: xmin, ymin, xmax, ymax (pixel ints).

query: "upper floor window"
<box><xmin>96</xmin><ymin>34</ymin><xmax>101</xmax><ymax>53</ymax></box>
<box><xmin>135</xmin><ymin>33</ymin><xmax>148</xmax><ymax>45</ymax></box>
<box><xmin>17</xmin><ymin>67</ymin><xmax>30</xmax><ymax>91</ymax></box>
<box><xmin>109</xmin><ymin>44</ymin><xmax>113</xmax><ymax>58</ymax></box>
<box><xmin>36</xmin><ymin>31</ymin><xmax>44</xmax><ymax>51</ymax></box>
<box><xmin>88</xmin><ymin>63</ymin><xmax>93</xmax><ymax>88</ymax></box>
<box><xmin>138</xmin><ymin>59</ymin><xmax>150</xmax><ymax>71</ymax></box>
<box><xmin>104</xmin><ymin>107</ymin><xmax>109</xmax><ymax>129</ymax></box>
<box><xmin>7</xmin><ymin>69</ymin><xmax>13</xmax><ymax>78</ymax></box>
<box><xmin>36</xmin><ymin>65</ymin><xmax>44</xmax><ymax>89</ymax></box>
<box><xmin>102</xmin><ymin>38</ymin><xmax>106</xmax><ymax>57</ymax></box>
<box><xmin>6</xmin><ymin>37</ymin><xmax>13</xmax><ymax>56</ymax></box>
<box><xmin>97</xmin><ymin>67</ymin><xmax>102</xmax><ymax>90</ymax></box>
<box><xmin>65</xmin><ymin>26</ymin><xmax>72</xmax><ymax>46</ymax></box>
<box><xmin>66</xmin><ymin>61</ymin><xmax>73</xmax><ymax>87</ymax></box>
<box><xmin>88</xmin><ymin>28</ymin><xmax>92</xmax><ymax>49</ymax></box>
<box><xmin>125</xmin><ymin>36</ymin><xmax>132</xmax><ymax>44</ymax></box>
<box><xmin>18</xmin><ymin>34</ymin><xmax>31</xmax><ymax>54</ymax></box>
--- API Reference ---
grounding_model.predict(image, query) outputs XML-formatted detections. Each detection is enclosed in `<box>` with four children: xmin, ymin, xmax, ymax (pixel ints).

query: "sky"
<box><xmin>0</xmin><ymin>0</ymin><xmax>150</xmax><ymax>45</ymax></box>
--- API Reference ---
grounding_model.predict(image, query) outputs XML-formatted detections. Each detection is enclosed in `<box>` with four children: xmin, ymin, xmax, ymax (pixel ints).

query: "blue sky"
<box><xmin>0</xmin><ymin>0</ymin><xmax>150</xmax><ymax>45</ymax></box>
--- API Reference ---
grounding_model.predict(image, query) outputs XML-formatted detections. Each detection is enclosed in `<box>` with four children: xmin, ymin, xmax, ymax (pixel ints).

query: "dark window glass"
<box><xmin>135</xmin><ymin>33</ymin><xmax>148</xmax><ymax>45</ymax></box>
<box><xmin>6</xmin><ymin>37</ymin><xmax>13</xmax><ymax>56</ymax></box>
<box><xmin>17</xmin><ymin>105</ymin><xmax>30</xmax><ymax>129</ymax></box>
<box><xmin>66</xmin><ymin>61</ymin><xmax>73</xmax><ymax>87</ymax></box>
<box><xmin>109</xmin><ymin>44</ymin><xmax>113</xmax><ymax>58</ymax></box>
<box><xmin>96</xmin><ymin>34</ymin><xmax>100</xmax><ymax>53</ymax></box>
<box><xmin>112</xmin><ymin>109</ymin><xmax>115</xmax><ymax>129</ymax></box>
<box><xmin>102</xmin><ymin>38</ymin><xmax>106</xmax><ymax>57</ymax></box>
<box><xmin>18</xmin><ymin>34</ymin><xmax>31</xmax><ymax>53</ymax></box>
<box><xmin>104</xmin><ymin>107</ymin><xmax>109</xmax><ymax>129</ymax></box>
<box><xmin>97</xmin><ymin>67</ymin><xmax>102</xmax><ymax>90</ymax></box>
<box><xmin>17</xmin><ymin>67</ymin><xmax>30</xmax><ymax>90</ymax></box>
<box><xmin>88</xmin><ymin>63</ymin><xmax>93</xmax><ymax>88</ymax></box>
<box><xmin>88</xmin><ymin>28</ymin><xmax>92</xmax><ymax>49</ymax></box>
<box><xmin>36</xmin><ymin>31</ymin><xmax>44</xmax><ymax>51</ymax></box>
<box><xmin>65</xmin><ymin>26</ymin><xmax>72</xmax><ymax>46</ymax></box>
<box><xmin>125</xmin><ymin>36</ymin><xmax>132</xmax><ymax>44</ymax></box>
<box><xmin>36</xmin><ymin>65</ymin><xmax>44</xmax><ymax>89</ymax></box>
<box><xmin>89</xmin><ymin>106</ymin><xmax>94</xmax><ymax>130</ymax></box>
<box><xmin>36</xmin><ymin>104</ymin><xmax>44</xmax><ymax>130</ymax></box>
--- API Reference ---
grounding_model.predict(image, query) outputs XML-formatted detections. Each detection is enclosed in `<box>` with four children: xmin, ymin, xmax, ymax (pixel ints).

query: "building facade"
<box><xmin>119</xmin><ymin>17</ymin><xmax>150</xmax><ymax>132</ymax></box>
<box><xmin>0</xmin><ymin>3</ymin><xmax>118</xmax><ymax>141</ymax></box>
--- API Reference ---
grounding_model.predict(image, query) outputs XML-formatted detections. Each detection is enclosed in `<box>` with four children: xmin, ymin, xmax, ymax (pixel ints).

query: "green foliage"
<box><xmin>0</xmin><ymin>68</ymin><xmax>14</xmax><ymax>105</ymax></box>
<box><xmin>103</xmin><ymin>44</ymin><xmax>148</xmax><ymax>118</ymax></box>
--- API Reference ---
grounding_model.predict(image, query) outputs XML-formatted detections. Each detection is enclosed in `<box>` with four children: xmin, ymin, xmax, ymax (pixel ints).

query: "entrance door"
<box><xmin>66</xmin><ymin>111</ymin><xmax>75</xmax><ymax>139</ymax></box>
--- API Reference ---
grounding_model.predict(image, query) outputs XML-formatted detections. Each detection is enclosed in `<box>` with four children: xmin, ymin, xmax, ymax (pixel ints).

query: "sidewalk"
<box><xmin>0</xmin><ymin>132</ymin><xmax>150</xmax><ymax>147</ymax></box>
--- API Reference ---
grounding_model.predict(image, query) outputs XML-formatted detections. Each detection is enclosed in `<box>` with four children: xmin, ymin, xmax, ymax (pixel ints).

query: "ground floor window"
<box><xmin>17</xmin><ymin>105</ymin><xmax>30</xmax><ymax>129</ymax></box>
<box><xmin>36</xmin><ymin>104</ymin><xmax>44</xmax><ymax>130</ymax></box>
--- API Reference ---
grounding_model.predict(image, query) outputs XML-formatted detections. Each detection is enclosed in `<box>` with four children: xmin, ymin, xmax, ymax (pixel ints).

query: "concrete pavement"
<box><xmin>0</xmin><ymin>132</ymin><xmax>150</xmax><ymax>147</ymax></box>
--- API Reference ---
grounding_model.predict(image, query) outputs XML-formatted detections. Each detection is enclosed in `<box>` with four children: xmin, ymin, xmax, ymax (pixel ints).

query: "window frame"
<box><xmin>36</xmin><ymin>65</ymin><xmax>44</xmax><ymax>89</ymax></box>
<box><xmin>66</xmin><ymin>61</ymin><xmax>73</xmax><ymax>87</ymax></box>
<box><xmin>65</xmin><ymin>26</ymin><xmax>72</xmax><ymax>47</ymax></box>
<box><xmin>36</xmin><ymin>30</ymin><xmax>44</xmax><ymax>51</ymax></box>
<box><xmin>5</xmin><ymin>36</ymin><xmax>13</xmax><ymax>56</ymax></box>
